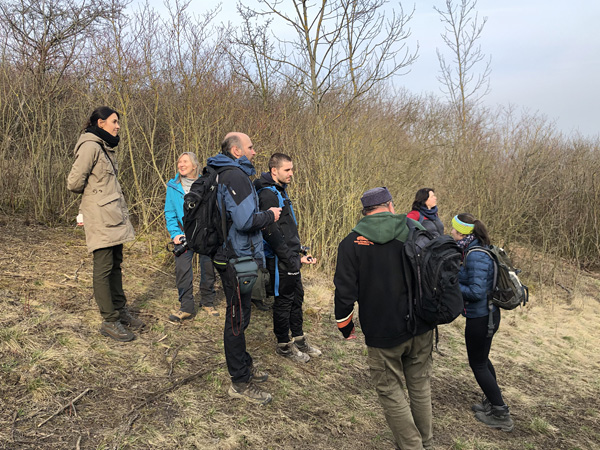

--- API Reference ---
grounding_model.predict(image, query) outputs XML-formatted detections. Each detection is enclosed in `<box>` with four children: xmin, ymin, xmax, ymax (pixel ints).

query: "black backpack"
<box><xmin>404</xmin><ymin>229</ymin><xmax>464</xmax><ymax>331</ymax></box>
<box><xmin>182</xmin><ymin>166</ymin><xmax>231</xmax><ymax>257</ymax></box>
<box><xmin>466</xmin><ymin>245</ymin><xmax>529</xmax><ymax>310</ymax></box>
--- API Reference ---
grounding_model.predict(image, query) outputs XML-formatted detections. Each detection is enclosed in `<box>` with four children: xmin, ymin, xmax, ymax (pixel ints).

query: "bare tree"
<box><xmin>435</xmin><ymin>0</ymin><xmax>491</xmax><ymax>128</ymax></box>
<box><xmin>226</xmin><ymin>6</ymin><xmax>282</xmax><ymax>109</ymax></box>
<box><xmin>235</xmin><ymin>0</ymin><xmax>417</xmax><ymax>114</ymax></box>
<box><xmin>0</xmin><ymin>0</ymin><xmax>127</xmax><ymax>90</ymax></box>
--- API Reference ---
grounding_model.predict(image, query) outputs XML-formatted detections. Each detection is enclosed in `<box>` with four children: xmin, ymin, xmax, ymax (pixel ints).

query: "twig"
<box><xmin>37</xmin><ymin>388</ymin><xmax>91</xmax><ymax>428</ymax></box>
<box><xmin>11</xmin><ymin>410</ymin><xmax>18</xmax><ymax>442</ymax></box>
<box><xmin>75</xmin><ymin>435</ymin><xmax>82</xmax><ymax>450</ymax></box>
<box><xmin>557</xmin><ymin>283</ymin><xmax>572</xmax><ymax>294</ymax></box>
<box><xmin>146</xmin><ymin>265</ymin><xmax>172</xmax><ymax>277</ymax></box>
<box><xmin>167</xmin><ymin>346</ymin><xmax>181</xmax><ymax>377</ymax></box>
<box><xmin>74</xmin><ymin>260</ymin><xmax>84</xmax><ymax>282</ymax></box>
<box><xmin>129</xmin><ymin>369</ymin><xmax>208</xmax><ymax>414</ymax></box>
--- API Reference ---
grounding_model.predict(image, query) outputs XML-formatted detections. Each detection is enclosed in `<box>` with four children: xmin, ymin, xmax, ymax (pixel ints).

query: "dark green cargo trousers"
<box><xmin>367</xmin><ymin>330</ymin><xmax>434</xmax><ymax>450</ymax></box>
<box><xmin>93</xmin><ymin>245</ymin><xmax>127</xmax><ymax>322</ymax></box>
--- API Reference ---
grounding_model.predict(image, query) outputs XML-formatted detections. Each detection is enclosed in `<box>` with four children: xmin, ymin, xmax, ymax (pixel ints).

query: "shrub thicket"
<box><xmin>0</xmin><ymin>1</ymin><xmax>598</xmax><ymax>270</ymax></box>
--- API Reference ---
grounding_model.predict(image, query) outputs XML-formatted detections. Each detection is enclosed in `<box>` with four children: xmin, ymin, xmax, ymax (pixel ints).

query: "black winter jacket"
<box><xmin>334</xmin><ymin>212</ymin><xmax>431</xmax><ymax>348</ymax></box>
<box><xmin>254</xmin><ymin>173</ymin><xmax>302</xmax><ymax>272</ymax></box>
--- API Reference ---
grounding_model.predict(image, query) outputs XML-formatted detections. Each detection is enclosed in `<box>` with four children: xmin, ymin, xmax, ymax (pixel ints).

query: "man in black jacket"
<box><xmin>334</xmin><ymin>187</ymin><xmax>434</xmax><ymax>450</ymax></box>
<box><xmin>254</xmin><ymin>153</ymin><xmax>321</xmax><ymax>362</ymax></box>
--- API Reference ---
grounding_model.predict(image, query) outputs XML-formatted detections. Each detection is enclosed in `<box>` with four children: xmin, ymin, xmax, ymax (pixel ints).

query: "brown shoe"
<box><xmin>203</xmin><ymin>306</ymin><xmax>220</xmax><ymax>317</ymax></box>
<box><xmin>118</xmin><ymin>308</ymin><xmax>145</xmax><ymax>330</ymax></box>
<box><xmin>100</xmin><ymin>321</ymin><xmax>135</xmax><ymax>342</ymax></box>
<box><xmin>168</xmin><ymin>310</ymin><xmax>195</xmax><ymax>323</ymax></box>
<box><xmin>228</xmin><ymin>381</ymin><xmax>272</xmax><ymax>405</ymax></box>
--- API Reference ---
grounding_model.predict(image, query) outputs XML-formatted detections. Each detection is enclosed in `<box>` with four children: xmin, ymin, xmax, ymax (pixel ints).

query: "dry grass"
<box><xmin>0</xmin><ymin>215</ymin><xmax>599</xmax><ymax>450</ymax></box>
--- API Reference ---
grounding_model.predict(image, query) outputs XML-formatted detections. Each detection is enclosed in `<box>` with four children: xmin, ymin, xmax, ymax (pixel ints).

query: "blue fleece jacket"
<box><xmin>206</xmin><ymin>153</ymin><xmax>274</xmax><ymax>263</ymax></box>
<box><xmin>459</xmin><ymin>239</ymin><xmax>497</xmax><ymax>318</ymax></box>
<box><xmin>164</xmin><ymin>174</ymin><xmax>186</xmax><ymax>240</ymax></box>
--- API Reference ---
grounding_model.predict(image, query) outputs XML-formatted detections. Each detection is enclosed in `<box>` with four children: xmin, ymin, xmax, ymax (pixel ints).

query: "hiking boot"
<box><xmin>475</xmin><ymin>405</ymin><xmax>514</xmax><ymax>432</ymax></box>
<box><xmin>251</xmin><ymin>298</ymin><xmax>271</xmax><ymax>311</ymax></box>
<box><xmin>228</xmin><ymin>381</ymin><xmax>272</xmax><ymax>405</ymax></box>
<box><xmin>168</xmin><ymin>310</ymin><xmax>195</xmax><ymax>323</ymax></box>
<box><xmin>100</xmin><ymin>321</ymin><xmax>135</xmax><ymax>342</ymax></box>
<box><xmin>203</xmin><ymin>306</ymin><xmax>220</xmax><ymax>317</ymax></box>
<box><xmin>472</xmin><ymin>395</ymin><xmax>492</xmax><ymax>413</ymax></box>
<box><xmin>276</xmin><ymin>341</ymin><xmax>310</xmax><ymax>363</ymax></box>
<box><xmin>118</xmin><ymin>308</ymin><xmax>145</xmax><ymax>330</ymax></box>
<box><xmin>293</xmin><ymin>334</ymin><xmax>322</xmax><ymax>357</ymax></box>
<box><xmin>249</xmin><ymin>365</ymin><xmax>268</xmax><ymax>383</ymax></box>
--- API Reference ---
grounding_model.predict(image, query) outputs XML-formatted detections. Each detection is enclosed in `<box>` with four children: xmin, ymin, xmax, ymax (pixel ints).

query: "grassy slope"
<box><xmin>0</xmin><ymin>217</ymin><xmax>599</xmax><ymax>450</ymax></box>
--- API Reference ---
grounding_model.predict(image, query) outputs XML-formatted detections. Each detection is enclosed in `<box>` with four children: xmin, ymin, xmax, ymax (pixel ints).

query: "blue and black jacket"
<box><xmin>206</xmin><ymin>153</ymin><xmax>274</xmax><ymax>265</ymax></box>
<box><xmin>254</xmin><ymin>172</ymin><xmax>302</xmax><ymax>273</ymax></box>
<box><xmin>459</xmin><ymin>239</ymin><xmax>497</xmax><ymax>318</ymax></box>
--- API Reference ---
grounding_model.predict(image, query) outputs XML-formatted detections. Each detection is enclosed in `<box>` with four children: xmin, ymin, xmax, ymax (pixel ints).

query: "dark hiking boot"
<box><xmin>228</xmin><ymin>381</ymin><xmax>272</xmax><ymax>405</ymax></box>
<box><xmin>168</xmin><ymin>310</ymin><xmax>195</xmax><ymax>323</ymax></box>
<box><xmin>251</xmin><ymin>298</ymin><xmax>271</xmax><ymax>311</ymax></box>
<box><xmin>293</xmin><ymin>334</ymin><xmax>322</xmax><ymax>357</ymax></box>
<box><xmin>475</xmin><ymin>405</ymin><xmax>514</xmax><ymax>432</ymax></box>
<box><xmin>276</xmin><ymin>341</ymin><xmax>310</xmax><ymax>363</ymax></box>
<box><xmin>249</xmin><ymin>365</ymin><xmax>268</xmax><ymax>383</ymax></box>
<box><xmin>118</xmin><ymin>308</ymin><xmax>145</xmax><ymax>330</ymax></box>
<box><xmin>472</xmin><ymin>395</ymin><xmax>492</xmax><ymax>413</ymax></box>
<box><xmin>100</xmin><ymin>321</ymin><xmax>135</xmax><ymax>342</ymax></box>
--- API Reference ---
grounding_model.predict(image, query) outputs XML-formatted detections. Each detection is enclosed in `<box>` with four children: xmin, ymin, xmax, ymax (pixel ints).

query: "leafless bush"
<box><xmin>0</xmin><ymin>0</ymin><xmax>598</xmax><ymax>274</ymax></box>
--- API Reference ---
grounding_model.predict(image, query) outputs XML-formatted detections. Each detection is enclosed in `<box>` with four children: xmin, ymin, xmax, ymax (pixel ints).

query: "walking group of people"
<box><xmin>68</xmin><ymin>106</ymin><xmax>512</xmax><ymax>449</ymax></box>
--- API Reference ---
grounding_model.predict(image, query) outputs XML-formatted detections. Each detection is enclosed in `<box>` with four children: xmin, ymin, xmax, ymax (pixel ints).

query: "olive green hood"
<box><xmin>352</xmin><ymin>212</ymin><xmax>421</xmax><ymax>244</ymax></box>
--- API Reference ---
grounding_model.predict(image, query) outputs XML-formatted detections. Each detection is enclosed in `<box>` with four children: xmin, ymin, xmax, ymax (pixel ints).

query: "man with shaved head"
<box><xmin>206</xmin><ymin>132</ymin><xmax>281</xmax><ymax>405</ymax></box>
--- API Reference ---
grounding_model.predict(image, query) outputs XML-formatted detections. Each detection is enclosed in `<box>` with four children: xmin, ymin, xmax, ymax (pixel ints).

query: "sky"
<box><xmin>134</xmin><ymin>0</ymin><xmax>600</xmax><ymax>139</ymax></box>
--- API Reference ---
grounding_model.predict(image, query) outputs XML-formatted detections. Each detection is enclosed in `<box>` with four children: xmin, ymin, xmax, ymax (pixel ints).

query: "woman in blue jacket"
<box><xmin>451</xmin><ymin>213</ymin><xmax>513</xmax><ymax>432</ymax></box>
<box><xmin>165</xmin><ymin>152</ymin><xmax>219</xmax><ymax>321</ymax></box>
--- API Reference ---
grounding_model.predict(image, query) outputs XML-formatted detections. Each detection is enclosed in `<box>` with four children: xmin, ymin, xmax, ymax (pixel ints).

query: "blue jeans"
<box><xmin>175</xmin><ymin>250</ymin><xmax>216</xmax><ymax>314</ymax></box>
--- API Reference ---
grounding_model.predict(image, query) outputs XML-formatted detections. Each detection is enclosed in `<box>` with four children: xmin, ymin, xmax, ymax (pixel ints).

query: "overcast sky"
<box><xmin>136</xmin><ymin>0</ymin><xmax>599</xmax><ymax>139</ymax></box>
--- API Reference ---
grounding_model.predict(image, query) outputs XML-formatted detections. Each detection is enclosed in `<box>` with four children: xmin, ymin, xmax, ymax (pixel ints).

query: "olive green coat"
<box><xmin>67</xmin><ymin>133</ymin><xmax>135</xmax><ymax>253</ymax></box>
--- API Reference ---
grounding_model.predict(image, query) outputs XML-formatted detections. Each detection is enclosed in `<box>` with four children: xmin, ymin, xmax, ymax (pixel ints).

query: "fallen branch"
<box><xmin>37</xmin><ymin>388</ymin><xmax>92</xmax><ymax>428</ymax></box>
<box><xmin>129</xmin><ymin>369</ymin><xmax>209</xmax><ymax>414</ymax></box>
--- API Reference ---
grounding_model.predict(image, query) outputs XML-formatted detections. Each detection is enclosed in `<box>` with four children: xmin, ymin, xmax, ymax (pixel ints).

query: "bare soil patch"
<box><xmin>0</xmin><ymin>215</ymin><xmax>598</xmax><ymax>449</ymax></box>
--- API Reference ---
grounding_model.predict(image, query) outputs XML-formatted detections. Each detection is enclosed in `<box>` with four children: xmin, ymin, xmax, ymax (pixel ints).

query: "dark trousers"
<box><xmin>175</xmin><ymin>250</ymin><xmax>217</xmax><ymax>314</ymax></box>
<box><xmin>93</xmin><ymin>245</ymin><xmax>127</xmax><ymax>322</ymax></box>
<box><xmin>217</xmin><ymin>263</ymin><xmax>253</xmax><ymax>383</ymax></box>
<box><xmin>465</xmin><ymin>309</ymin><xmax>504</xmax><ymax>406</ymax></box>
<box><xmin>267</xmin><ymin>258</ymin><xmax>304</xmax><ymax>344</ymax></box>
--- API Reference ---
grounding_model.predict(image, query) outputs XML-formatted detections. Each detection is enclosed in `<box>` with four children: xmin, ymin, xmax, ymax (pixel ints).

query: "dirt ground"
<box><xmin>0</xmin><ymin>215</ymin><xmax>599</xmax><ymax>450</ymax></box>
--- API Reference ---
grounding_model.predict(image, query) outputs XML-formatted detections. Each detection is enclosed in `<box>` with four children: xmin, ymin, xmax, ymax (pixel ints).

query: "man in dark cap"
<box><xmin>333</xmin><ymin>187</ymin><xmax>435</xmax><ymax>450</ymax></box>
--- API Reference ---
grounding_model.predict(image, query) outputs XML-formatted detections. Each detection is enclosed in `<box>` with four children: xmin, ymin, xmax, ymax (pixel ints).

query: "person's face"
<box><xmin>425</xmin><ymin>190</ymin><xmax>437</xmax><ymax>209</ymax></box>
<box><xmin>178</xmin><ymin>154</ymin><xmax>196</xmax><ymax>179</ymax></box>
<box><xmin>97</xmin><ymin>113</ymin><xmax>120</xmax><ymax>137</ymax></box>
<box><xmin>237</xmin><ymin>134</ymin><xmax>256</xmax><ymax>162</ymax></box>
<box><xmin>451</xmin><ymin>228</ymin><xmax>464</xmax><ymax>241</ymax></box>
<box><xmin>272</xmin><ymin>160</ymin><xmax>293</xmax><ymax>185</ymax></box>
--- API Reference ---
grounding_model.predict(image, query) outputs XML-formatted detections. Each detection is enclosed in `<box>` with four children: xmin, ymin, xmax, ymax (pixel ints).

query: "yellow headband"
<box><xmin>452</xmin><ymin>215</ymin><xmax>474</xmax><ymax>235</ymax></box>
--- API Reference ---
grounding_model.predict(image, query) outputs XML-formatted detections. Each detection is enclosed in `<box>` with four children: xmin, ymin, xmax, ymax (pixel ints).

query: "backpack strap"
<box><xmin>257</xmin><ymin>185</ymin><xmax>298</xmax><ymax>225</ymax></box>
